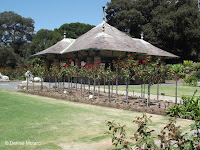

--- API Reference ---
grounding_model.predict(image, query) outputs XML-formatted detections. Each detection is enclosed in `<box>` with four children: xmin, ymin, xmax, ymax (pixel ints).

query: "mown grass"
<box><xmin>110</xmin><ymin>85</ymin><xmax>200</xmax><ymax>97</ymax></box>
<box><xmin>0</xmin><ymin>88</ymin><xmax>194</xmax><ymax>150</ymax></box>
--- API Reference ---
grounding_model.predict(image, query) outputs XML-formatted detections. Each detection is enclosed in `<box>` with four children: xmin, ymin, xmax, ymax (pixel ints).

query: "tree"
<box><xmin>54</xmin><ymin>22</ymin><xmax>95</xmax><ymax>39</ymax></box>
<box><xmin>0</xmin><ymin>47</ymin><xmax>17</xmax><ymax>68</ymax></box>
<box><xmin>143</xmin><ymin>0</ymin><xmax>200</xmax><ymax>61</ymax></box>
<box><xmin>0</xmin><ymin>11</ymin><xmax>34</xmax><ymax>57</ymax></box>
<box><xmin>106</xmin><ymin>0</ymin><xmax>144</xmax><ymax>38</ymax></box>
<box><xmin>29</xmin><ymin>29</ymin><xmax>62</xmax><ymax>55</ymax></box>
<box><xmin>106</xmin><ymin>0</ymin><xmax>200</xmax><ymax>61</ymax></box>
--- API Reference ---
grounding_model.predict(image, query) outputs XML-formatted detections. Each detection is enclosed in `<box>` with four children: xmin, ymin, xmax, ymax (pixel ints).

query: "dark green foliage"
<box><xmin>184</xmin><ymin>76</ymin><xmax>198</xmax><ymax>87</ymax></box>
<box><xmin>0</xmin><ymin>11</ymin><xmax>34</xmax><ymax>57</ymax></box>
<box><xmin>166</xmin><ymin>104</ymin><xmax>183</xmax><ymax>117</ymax></box>
<box><xmin>166</xmin><ymin>64</ymin><xmax>185</xmax><ymax>79</ymax></box>
<box><xmin>192</xmin><ymin>62</ymin><xmax>200</xmax><ymax>71</ymax></box>
<box><xmin>29</xmin><ymin>29</ymin><xmax>62</xmax><ymax>55</ymax></box>
<box><xmin>106</xmin><ymin>0</ymin><xmax>200</xmax><ymax>61</ymax></box>
<box><xmin>0</xmin><ymin>11</ymin><xmax>35</xmax><ymax>67</ymax></box>
<box><xmin>191</xmin><ymin>70</ymin><xmax>200</xmax><ymax>79</ymax></box>
<box><xmin>167</xmin><ymin>90</ymin><xmax>200</xmax><ymax>119</ymax></box>
<box><xmin>54</xmin><ymin>22</ymin><xmax>95</xmax><ymax>39</ymax></box>
<box><xmin>0</xmin><ymin>47</ymin><xmax>18</xmax><ymax>68</ymax></box>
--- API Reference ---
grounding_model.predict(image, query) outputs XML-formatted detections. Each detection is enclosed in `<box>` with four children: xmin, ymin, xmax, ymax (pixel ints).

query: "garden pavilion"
<box><xmin>34</xmin><ymin>20</ymin><xmax>178</xmax><ymax>68</ymax></box>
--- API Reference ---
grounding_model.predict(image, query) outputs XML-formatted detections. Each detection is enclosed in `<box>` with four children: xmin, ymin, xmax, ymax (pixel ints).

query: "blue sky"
<box><xmin>0</xmin><ymin>0</ymin><xmax>111</xmax><ymax>32</ymax></box>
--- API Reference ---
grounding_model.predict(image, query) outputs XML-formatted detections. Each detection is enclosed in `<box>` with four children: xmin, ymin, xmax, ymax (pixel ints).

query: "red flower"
<box><xmin>147</xmin><ymin>56</ymin><xmax>150</xmax><ymax>58</ymax></box>
<box><xmin>54</xmin><ymin>64</ymin><xmax>57</xmax><ymax>67</ymax></box>
<box><xmin>142</xmin><ymin>60</ymin><xmax>146</xmax><ymax>63</ymax></box>
<box><xmin>64</xmin><ymin>63</ymin><xmax>67</xmax><ymax>66</ymax></box>
<box><xmin>85</xmin><ymin>63</ymin><xmax>87</xmax><ymax>65</ymax></box>
<box><xmin>132</xmin><ymin>64</ymin><xmax>134</xmax><ymax>66</ymax></box>
<box><xmin>69</xmin><ymin>59</ymin><xmax>73</xmax><ymax>62</ymax></box>
<box><xmin>85</xmin><ymin>67</ymin><xmax>88</xmax><ymax>69</ymax></box>
<box><xmin>128</xmin><ymin>54</ymin><xmax>131</xmax><ymax>57</ymax></box>
<box><xmin>95</xmin><ymin>62</ymin><xmax>98</xmax><ymax>64</ymax></box>
<box><xmin>89</xmin><ymin>64</ymin><xmax>92</xmax><ymax>67</ymax></box>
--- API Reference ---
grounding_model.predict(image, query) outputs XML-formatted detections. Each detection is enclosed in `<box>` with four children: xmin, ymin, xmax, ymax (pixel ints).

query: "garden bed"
<box><xmin>20</xmin><ymin>87</ymin><xmax>175</xmax><ymax>116</ymax></box>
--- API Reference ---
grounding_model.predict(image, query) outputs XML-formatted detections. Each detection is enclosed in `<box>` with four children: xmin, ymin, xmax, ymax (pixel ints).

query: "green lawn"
<box><xmin>0</xmin><ymin>88</ymin><xmax>194</xmax><ymax>150</ymax></box>
<box><xmin>110</xmin><ymin>85</ymin><xmax>200</xmax><ymax>98</ymax></box>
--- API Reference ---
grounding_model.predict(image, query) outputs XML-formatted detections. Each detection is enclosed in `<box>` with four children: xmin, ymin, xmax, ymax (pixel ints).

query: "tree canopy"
<box><xmin>0</xmin><ymin>11</ymin><xmax>95</xmax><ymax>68</ymax></box>
<box><xmin>0</xmin><ymin>11</ymin><xmax>34</xmax><ymax>57</ymax></box>
<box><xmin>106</xmin><ymin>0</ymin><xmax>200</xmax><ymax>61</ymax></box>
<box><xmin>54</xmin><ymin>22</ymin><xmax>95</xmax><ymax>39</ymax></box>
<box><xmin>29</xmin><ymin>29</ymin><xmax>62</xmax><ymax>55</ymax></box>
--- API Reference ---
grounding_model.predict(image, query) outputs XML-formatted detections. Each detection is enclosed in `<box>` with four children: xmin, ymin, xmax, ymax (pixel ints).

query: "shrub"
<box><xmin>192</xmin><ymin>62</ymin><xmax>200</xmax><ymax>71</ymax></box>
<box><xmin>106</xmin><ymin>113</ymin><xmax>200</xmax><ymax>149</ymax></box>
<box><xmin>191</xmin><ymin>70</ymin><xmax>200</xmax><ymax>79</ymax></box>
<box><xmin>183</xmin><ymin>60</ymin><xmax>193</xmax><ymax>67</ymax></box>
<box><xmin>184</xmin><ymin>76</ymin><xmax>198</xmax><ymax>87</ymax></box>
<box><xmin>167</xmin><ymin>90</ymin><xmax>200</xmax><ymax>119</ymax></box>
<box><xmin>168</xmin><ymin>64</ymin><xmax>185</xmax><ymax>79</ymax></box>
<box><xmin>165</xmin><ymin>64</ymin><xmax>186</xmax><ymax>80</ymax></box>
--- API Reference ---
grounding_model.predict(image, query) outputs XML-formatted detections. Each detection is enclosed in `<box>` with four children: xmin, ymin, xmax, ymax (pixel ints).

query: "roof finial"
<box><xmin>141</xmin><ymin>32</ymin><xmax>144</xmax><ymax>40</ymax></box>
<box><xmin>102</xmin><ymin>6</ymin><xmax>105</xmax><ymax>21</ymax></box>
<box><xmin>102</xmin><ymin>6</ymin><xmax>105</xmax><ymax>32</ymax></box>
<box><xmin>64</xmin><ymin>31</ymin><xmax>66</xmax><ymax>39</ymax></box>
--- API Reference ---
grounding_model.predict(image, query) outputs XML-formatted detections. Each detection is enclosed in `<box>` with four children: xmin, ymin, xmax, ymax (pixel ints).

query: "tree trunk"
<box><xmin>111</xmin><ymin>80</ymin><xmax>113</xmax><ymax>98</ymax></box>
<box><xmin>48</xmin><ymin>75</ymin><xmax>50</xmax><ymax>93</ymax></box>
<box><xmin>157</xmin><ymin>83</ymin><xmax>159</xmax><ymax>102</ymax></box>
<box><xmin>93</xmin><ymin>75</ymin><xmax>96</xmax><ymax>99</ymax></box>
<box><xmin>126</xmin><ymin>80</ymin><xmax>129</xmax><ymax>104</ymax></box>
<box><xmin>116</xmin><ymin>75</ymin><xmax>118</xmax><ymax>95</ymax></box>
<box><xmin>76</xmin><ymin>75</ymin><xmax>78</xmax><ymax>91</ymax></box>
<box><xmin>143</xmin><ymin>84</ymin><xmax>146</xmax><ymax>102</ymax></box>
<box><xmin>98</xmin><ymin>80</ymin><xmax>100</xmax><ymax>99</ymax></box>
<box><xmin>81</xmin><ymin>76</ymin><xmax>83</xmax><ymax>97</ymax></box>
<box><xmin>84</xmin><ymin>77</ymin><xmax>85</xmax><ymax>92</ymax></box>
<box><xmin>33</xmin><ymin>75</ymin><xmax>34</xmax><ymax>91</ymax></box>
<box><xmin>88</xmin><ymin>78</ymin><xmax>90</xmax><ymax>94</ymax></box>
<box><xmin>63</xmin><ymin>75</ymin><xmax>65</xmax><ymax>92</ymax></box>
<box><xmin>147</xmin><ymin>84</ymin><xmax>150</xmax><ymax>107</ymax></box>
<box><xmin>141</xmin><ymin>84</ymin><xmax>143</xmax><ymax>98</ymax></box>
<box><xmin>26</xmin><ymin>77</ymin><xmax>28</xmax><ymax>91</ymax></box>
<box><xmin>57</xmin><ymin>78</ymin><xmax>59</xmax><ymax>93</ymax></box>
<box><xmin>108</xmin><ymin>78</ymin><xmax>111</xmax><ymax>102</ymax></box>
<box><xmin>71</xmin><ymin>77</ymin><xmax>73</xmax><ymax>92</ymax></box>
<box><xmin>40</xmin><ymin>76</ymin><xmax>43</xmax><ymax>91</ymax></box>
<box><xmin>175</xmin><ymin>74</ymin><xmax>178</xmax><ymax>104</ymax></box>
<box><xmin>55</xmin><ymin>76</ymin><xmax>57</xmax><ymax>92</ymax></box>
<box><xmin>68</xmin><ymin>76</ymin><xmax>70</xmax><ymax>93</ymax></box>
<box><xmin>104</xmin><ymin>78</ymin><xmax>105</xmax><ymax>93</ymax></box>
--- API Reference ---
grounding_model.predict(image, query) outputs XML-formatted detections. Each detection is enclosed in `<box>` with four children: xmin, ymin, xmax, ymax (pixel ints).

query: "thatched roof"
<box><xmin>34</xmin><ymin>21</ymin><xmax>178</xmax><ymax>58</ymax></box>
<box><xmin>34</xmin><ymin>38</ymin><xmax>75</xmax><ymax>56</ymax></box>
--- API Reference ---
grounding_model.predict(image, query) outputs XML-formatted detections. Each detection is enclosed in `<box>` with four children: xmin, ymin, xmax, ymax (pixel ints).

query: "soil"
<box><xmin>20</xmin><ymin>86</ymin><xmax>176</xmax><ymax>116</ymax></box>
